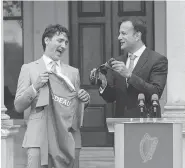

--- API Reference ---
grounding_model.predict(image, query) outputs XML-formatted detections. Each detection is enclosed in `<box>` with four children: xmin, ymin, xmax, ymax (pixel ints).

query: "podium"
<box><xmin>107</xmin><ymin>118</ymin><xmax>184</xmax><ymax>168</ymax></box>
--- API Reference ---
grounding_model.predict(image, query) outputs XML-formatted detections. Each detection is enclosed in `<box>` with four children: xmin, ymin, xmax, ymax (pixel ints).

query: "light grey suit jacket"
<box><xmin>14</xmin><ymin>57</ymin><xmax>84</xmax><ymax>149</ymax></box>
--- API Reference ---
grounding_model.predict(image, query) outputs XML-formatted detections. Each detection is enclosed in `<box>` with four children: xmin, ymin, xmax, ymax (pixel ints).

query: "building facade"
<box><xmin>1</xmin><ymin>1</ymin><xmax>185</xmax><ymax>168</ymax></box>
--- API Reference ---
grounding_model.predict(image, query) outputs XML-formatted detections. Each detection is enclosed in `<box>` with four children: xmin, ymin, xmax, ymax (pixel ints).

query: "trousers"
<box><xmin>26</xmin><ymin>148</ymin><xmax>80</xmax><ymax>168</ymax></box>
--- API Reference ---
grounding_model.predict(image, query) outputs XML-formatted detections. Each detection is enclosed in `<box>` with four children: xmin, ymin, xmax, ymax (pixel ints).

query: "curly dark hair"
<box><xmin>121</xmin><ymin>17</ymin><xmax>147</xmax><ymax>44</ymax></box>
<box><xmin>42</xmin><ymin>24</ymin><xmax>70</xmax><ymax>51</ymax></box>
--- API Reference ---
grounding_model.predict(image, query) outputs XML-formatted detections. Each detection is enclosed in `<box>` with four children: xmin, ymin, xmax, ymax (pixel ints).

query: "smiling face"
<box><xmin>118</xmin><ymin>21</ymin><xmax>140</xmax><ymax>53</ymax></box>
<box><xmin>44</xmin><ymin>32</ymin><xmax>69</xmax><ymax>61</ymax></box>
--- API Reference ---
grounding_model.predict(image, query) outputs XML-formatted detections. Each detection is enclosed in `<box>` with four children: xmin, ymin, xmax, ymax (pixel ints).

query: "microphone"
<box><xmin>151</xmin><ymin>94</ymin><xmax>159</xmax><ymax>117</ymax></box>
<box><xmin>138</xmin><ymin>93</ymin><xmax>145</xmax><ymax>117</ymax></box>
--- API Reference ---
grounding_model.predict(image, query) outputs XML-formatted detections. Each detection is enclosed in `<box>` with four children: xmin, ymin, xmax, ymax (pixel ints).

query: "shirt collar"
<box><xmin>128</xmin><ymin>45</ymin><xmax>146</xmax><ymax>58</ymax></box>
<box><xmin>42</xmin><ymin>54</ymin><xmax>61</xmax><ymax>67</ymax></box>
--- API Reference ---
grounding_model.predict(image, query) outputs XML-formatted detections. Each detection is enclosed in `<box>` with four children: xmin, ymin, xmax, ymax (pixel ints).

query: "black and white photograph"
<box><xmin>1</xmin><ymin>1</ymin><xmax>185</xmax><ymax>168</ymax></box>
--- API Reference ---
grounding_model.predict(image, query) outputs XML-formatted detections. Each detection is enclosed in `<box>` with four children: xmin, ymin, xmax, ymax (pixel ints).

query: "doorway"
<box><xmin>69</xmin><ymin>1</ymin><xmax>154</xmax><ymax>147</ymax></box>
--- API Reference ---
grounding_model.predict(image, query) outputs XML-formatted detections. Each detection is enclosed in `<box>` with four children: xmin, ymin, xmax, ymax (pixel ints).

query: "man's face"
<box><xmin>118</xmin><ymin>21</ymin><xmax>138</xmax><ymax>52</ymax></box>
<box><xmin>45</xmin><ymin>32</ymin><xmax>69</xmax><ymax>61</ymax></box>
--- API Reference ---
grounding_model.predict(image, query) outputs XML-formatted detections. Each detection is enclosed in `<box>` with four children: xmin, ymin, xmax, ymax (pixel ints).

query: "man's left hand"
<box><xmin>111</xmin><ymin>60</ymin><xmax>131</xmax><ymax>78</ymax></box>
<box><xmin>78</xmin><ymin>89</ymin><xmax>90</xmax><ymax>103</ymax></box>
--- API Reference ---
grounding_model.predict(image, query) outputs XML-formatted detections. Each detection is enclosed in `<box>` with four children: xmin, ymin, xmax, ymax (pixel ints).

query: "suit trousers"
<box><xmin>26</xmin><ymin>148</ymin><xmax>80</xmax><ymax>168</ymax></box>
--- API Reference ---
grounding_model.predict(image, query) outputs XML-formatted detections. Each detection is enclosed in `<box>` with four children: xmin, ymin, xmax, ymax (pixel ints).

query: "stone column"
<box><xmin>163</xmin><ymin>1</ymin><xmax>185</xmax><ymax>118</ymax></box>
<box><xmin>164</xmin><ymin>2</ymin><xmax>185</xmax><ymax>168</ymax></box>
<box><xmin>1</xmin><ymin>18</ymin><xmax>20</xmax><ymax>168</ymax></box>
<box><xmin>1</xmin><ymin>125</ymin><xmax>21</xmax><ymax>168</ymax></box>
<box><xmin>1</xmin><ymin>34</ymin><xmax>10</xmax><ymax>120</ymax></box>
<box><xmin>183</xmin><ymin>133</ymin><xmax>185</xmax><ymax>168</ymax></box>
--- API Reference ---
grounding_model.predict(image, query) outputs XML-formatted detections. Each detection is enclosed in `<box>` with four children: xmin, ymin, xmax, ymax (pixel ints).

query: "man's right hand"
<box><xmin>33</xmin><ymin>71</ymin><xmax>50</xmax><ymax>91</ymax></box>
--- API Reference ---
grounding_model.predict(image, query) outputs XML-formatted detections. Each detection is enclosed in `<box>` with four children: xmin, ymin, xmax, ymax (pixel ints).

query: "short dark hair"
<box><xmin>121</xmin><ymin>17</ymin><xmax>147</xmax><ymax>43</ymax></box>
<box><xmin>42</xmin><ymin>24</ymin><xmax>70</xmax><ymax>51</ymax></box>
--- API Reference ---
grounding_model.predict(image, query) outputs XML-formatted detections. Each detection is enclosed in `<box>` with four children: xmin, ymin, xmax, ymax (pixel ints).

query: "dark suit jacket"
<box><xmin>100</xmin><ymin>48</ymin><xmax>168</xmax><ymax>118</ymax></box>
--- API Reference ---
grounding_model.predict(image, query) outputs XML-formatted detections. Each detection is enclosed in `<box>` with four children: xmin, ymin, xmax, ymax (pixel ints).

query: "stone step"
<box><xmin>80</xmin><ymin>147</ymin><xmax>114</xmax><ymax>168</ymax></box>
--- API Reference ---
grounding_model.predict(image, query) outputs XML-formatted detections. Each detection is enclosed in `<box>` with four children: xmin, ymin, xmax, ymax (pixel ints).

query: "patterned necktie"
<box><xmin>128</xmin><ymin>54</ymin><xmax>137</xmax><ymax>73</ymax></box>
<box><xmin>127</xmin><ymin>54</ymin><xmax>136</xmax><ymax>87</ymax></box>
<box><xmin>51</xmin><ymin>61</ymin><xmax>57</xmax><ymax>74</ymax></box>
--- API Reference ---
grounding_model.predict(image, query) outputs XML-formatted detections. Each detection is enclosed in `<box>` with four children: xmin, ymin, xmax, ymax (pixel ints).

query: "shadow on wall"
<box><xmin>4</xmin><ymin>42</ymin><xmax>23</xmax><ymax>119</ymax></box>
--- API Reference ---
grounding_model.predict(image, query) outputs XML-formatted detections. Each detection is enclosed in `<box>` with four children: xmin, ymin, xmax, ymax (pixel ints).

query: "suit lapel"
<box><xmin>60</xmin><ymin>64</ymin><xmax>75</xmax><ymax>84</ymax></box>
<box><xmin>59</xmin><ymin>64</ymin><xmax>76</xmax><ymax>91</ymax></box>
<box><xmin>35</xmin><ymin>57</ymin><xmax>49</xmax><ymax>107</ymax></box>
<box><xmin>114</xmin><ymin>53</ymin><xmax>128</xmax><ymax>90</ymax></box>
<box><xmin>132</xmin><ymin>48</ymin><xmax>149</xmax><ymax>75</ymax></box>
<box><xmin>60</xmin><ymin>64</ymin><xmax>68</xmax><ymax>77</ymax></box>
<box><xmin>35</xmin><ymin>57</ymin><xmax>47</xmax><ymax>74</ymax></box>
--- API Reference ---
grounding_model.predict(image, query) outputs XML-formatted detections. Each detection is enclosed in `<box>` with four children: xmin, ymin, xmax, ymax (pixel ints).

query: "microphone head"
<box><xmin>138</xmin><ymin>93</ymin><xmax>145</xmax><ymax>101</ymax></box>
<box><xmin>151</xmin><ymin>94</ymin><xmax>159</xmax><ymax>101</ymax></box>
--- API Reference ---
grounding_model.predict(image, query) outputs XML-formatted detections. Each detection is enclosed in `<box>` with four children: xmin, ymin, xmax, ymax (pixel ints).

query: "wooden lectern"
<box><xmin>107</xmin><ymin>118</ymin><xmax>184</xmax><ymax>168</ymax></box>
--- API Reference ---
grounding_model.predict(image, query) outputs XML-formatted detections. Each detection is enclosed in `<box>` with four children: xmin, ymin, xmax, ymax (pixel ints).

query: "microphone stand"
<box><xmin>138</xmin><ymin>93</ymin><xmax>146</xmax><ymax>118</ymax></box>
<box><xmin>151</xmin><ymin>94</ymin><xmax>159</xmax><ymax>118</ymax></box>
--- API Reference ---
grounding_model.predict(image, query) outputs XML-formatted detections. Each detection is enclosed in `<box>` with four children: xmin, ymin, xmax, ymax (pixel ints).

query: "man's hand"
<box><xmin>111</xmin><ymin>60</ymin><xmax>131</xmax><ymax>78</ymax></box>
<box><xmin>98</xmin><ymin>72</ymin><xmax>107</xmax><ymax>89</ymax></box>
<box><xmin>33</xmin><ymin>71</ymin><xmax>50</xmax><ymax>91</ymax></box>
<box><xmin>78</xmin><ymin>89</ymin><xmax>90</xmax><ymax>103</ymax></box>
<box><xmin>90</xmin><ymin>68</ymin><xmax>107</xmax><ymax>88</ymax></box>
<box><xmin>89</xmin><ymin>68</ymin><xmax>97</xmax><ymax>81</ymax></box>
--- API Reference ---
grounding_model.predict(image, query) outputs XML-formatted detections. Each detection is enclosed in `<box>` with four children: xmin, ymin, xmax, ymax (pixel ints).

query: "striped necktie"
<box><xmin>51</xmin><ymin>61</ymin><xmax>57</xmax><ymax>74</ymax></box>
<box><xmin>127</xmin><ymin>54</ymin><xmax>137</xmax><ymax>87</ymax></box>
<box><xmin>128</xmin><ymin>54</ymin><xmax>137</xmax><ymax>73</ymax></box>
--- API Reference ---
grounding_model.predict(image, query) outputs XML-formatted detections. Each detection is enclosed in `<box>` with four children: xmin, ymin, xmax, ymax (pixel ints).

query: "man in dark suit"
<box><xmin>14</xmin><ymin>24</ymin><xmax>90</xmax><ymax>168</ymax></box>
<box><xmin>90</xmin><ymin>17</ymin><xmax>168</xmax><ymax>118</ymax></box>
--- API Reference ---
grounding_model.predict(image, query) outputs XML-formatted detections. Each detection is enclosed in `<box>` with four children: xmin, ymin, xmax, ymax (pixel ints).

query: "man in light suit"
<box><xmin>14</xmin><ymin>24</ymin><xmax>90</xmax><ymax>168</ymax></box>
<box><xmin>90</xmin><ymin>17</ymin><xmax>168</xmax><ymax>118</ymax></box>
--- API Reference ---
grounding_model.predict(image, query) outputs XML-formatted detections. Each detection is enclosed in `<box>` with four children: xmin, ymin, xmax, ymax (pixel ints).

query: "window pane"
<box><xmin>3</xmin><ymin>1</ymin><xmax>22</xmax><ymax>17</ymax></box>
<box><xmin>123</xmin><ymin>1</ymin><xmax>141</xmax><ymax>12</ymax></box>
<box><xmin>4</xmin><ymin>20</ymin><xmax>23</xmax><ymax>119</ymax></box>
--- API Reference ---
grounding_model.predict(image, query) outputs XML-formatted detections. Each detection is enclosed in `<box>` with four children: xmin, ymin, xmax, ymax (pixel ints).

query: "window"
<box><xmin>3</xmin><ymin>1</ymin><xmax>23</xmax><ymax>119</ymax></box>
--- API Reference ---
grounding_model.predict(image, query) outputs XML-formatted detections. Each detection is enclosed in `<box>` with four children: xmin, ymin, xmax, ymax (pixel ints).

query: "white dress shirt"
<box><xmin>42</xmin><ymin>54</ymin><xmax>62</xmax><ymax>74</ymax></box>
